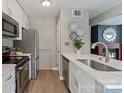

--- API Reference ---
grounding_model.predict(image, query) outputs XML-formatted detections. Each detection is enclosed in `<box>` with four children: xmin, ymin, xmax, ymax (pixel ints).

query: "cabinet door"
<box><xmin>7</xmin><ymin>0</ymin><xmax>16</xmax><ymax>17</ymax></box>
<box><xmin>2</xmin><ymin>0</ymin><xmax>8</xmax><ymax>14</ymax></box>
<box><xmin>14</xmin><ymin>3</ymin><xmax>23</xmax><ymax>40</ymax></box>
<box><xmin>21</xmin><ymin>11</ymin><xmax>27</xmax><ymax>28</ymax></box>
<box><xmin>79</xmin><ymin>69</ymin><xmax>95</xmax><ymax>93</ymax></box>
<box><xmin>95</xmin><ymin>82</ymin><xmax>104</xmax><ymax>93</ymax></box>
<box><xmin>26</xmin><ymin>16</ymin><xmax>29</xmax><ymax>29</ymax></box>
<box><xmin>11</xmin><ymin>0</ymin><xmax>16</xmax><ymax>19</ymax></box>
<box><xmin>2</xmin><ymin>70</ymin><xmax>15</xmax><ymax>93</ymax></box>
<box><xmin>70</xmin><ymin>63</ymin><xmax>79</xmax><ymax>93</ymax></box>
<box><xmin>70</xmin><ymin>72</ymin><xmax>78</xmax><ymax>93</ymax></box>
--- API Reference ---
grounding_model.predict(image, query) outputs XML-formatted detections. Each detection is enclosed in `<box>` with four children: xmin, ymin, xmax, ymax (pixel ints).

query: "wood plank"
<box><xmin>24</xmin><ymin>70</ymin><xmax>69</xmax><ymax>93</ymax></box>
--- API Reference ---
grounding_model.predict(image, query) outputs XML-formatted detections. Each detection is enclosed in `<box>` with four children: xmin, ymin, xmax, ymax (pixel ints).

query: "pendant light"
<box><xmin>41</xmin><ymin>0</ymin><xmax>52</xmax><ymax>7</ymax></box>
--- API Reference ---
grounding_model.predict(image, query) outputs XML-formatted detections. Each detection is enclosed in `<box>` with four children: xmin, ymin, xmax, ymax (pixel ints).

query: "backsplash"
<box><xmin>2</xmin><ymin>38</ymin><xmax>13</xmax><ymax>47</ymax></box>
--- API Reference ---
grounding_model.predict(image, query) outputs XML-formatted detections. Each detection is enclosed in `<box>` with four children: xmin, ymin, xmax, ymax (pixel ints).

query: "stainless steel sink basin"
<box><xmin>77</xmin><ymin>59</ymin><xmax>121</xmax><ymax>71</ymax></box>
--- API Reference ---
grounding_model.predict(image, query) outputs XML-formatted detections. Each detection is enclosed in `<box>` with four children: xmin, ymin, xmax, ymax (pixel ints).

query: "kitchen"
<box><xmin>2</xmin><ymin>0</ymin><xmax>122</xmax><ymax>93</ymax></box>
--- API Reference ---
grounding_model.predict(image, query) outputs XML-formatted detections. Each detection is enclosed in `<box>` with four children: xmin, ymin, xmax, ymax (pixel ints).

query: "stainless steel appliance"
<box><xmin>62</xmin><ymin>56</ymin><xmax>70</xmax><ymax>90</ymax></box>
<box><xmin>17</xmin><ymin>59</ymin><xmax>29</xmax><ymax>93</ymax></box>
<box><xmin>14</xmin><ymin>29</ymin><xmax>39</xmax><ymax>79</ymax></box>
<box><xmin>2</xmin><ymin>49</ymin><xmax>30</xmax><ymax>93</ymax></box>
<box><xmin>2</xmin><ymin>12</ymin><xmax>19</xmax><ymax>37</ymax></box>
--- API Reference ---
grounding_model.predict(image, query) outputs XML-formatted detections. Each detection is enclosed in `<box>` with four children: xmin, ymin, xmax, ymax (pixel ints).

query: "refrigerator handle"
<box><xmin>37</xmin><ymin>57</ymin><xmax>39</xmax><ymax>59</ymax></box>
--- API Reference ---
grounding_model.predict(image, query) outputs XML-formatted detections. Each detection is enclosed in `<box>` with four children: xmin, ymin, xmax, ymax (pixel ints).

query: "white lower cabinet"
<box><xmin>70</xmin><ymin>62</ymin><xmax>95</xmax><ymax>93</ymax></box>
<box><xmin>70</xmin><ymin>62</ymin><xmax>79</xmax><ymax>93</ymax></box>
<box><xmin>78</xmin><ymin>69</ymin><xmax>95</xmax><ymax>93</ymax></box>
<box><xmin>2</xmin><ymin>69</ymin><xmax>15</xmax><ymax>93</ymax></box>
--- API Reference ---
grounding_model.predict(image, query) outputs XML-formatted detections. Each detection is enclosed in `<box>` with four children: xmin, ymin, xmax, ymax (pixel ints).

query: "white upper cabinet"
<box><xmin>26</xmin><ymin>16</ymin><xmax>29</xmax><ymax>29</ymax></box>
<box><xmin>8</xmin><ymin>0</ymin><xmax>16</xmax><ymax>18</ymax></box>
<box><xmin>14</xmin><ymin>3</ymin><xmax>23</xmax><ymax>40</ymax></box>
<box><xmin>21</xmin><ymin>10</ymin><xmax>26</xmax><ymax>28</ymax></box>
<box><xmin>2</xmin><ymin>0</ymin><xmax>8</xmax><ymax>14</ymax></box>
<box><xmin>2</xmin><ymin>0</ymin><xmax>16</xmax><ymax>18</ymax></box>
<box><xmin>2</xmin><ymin>0</ymin><xmax>29</xmax><ymax>40</ymax></box>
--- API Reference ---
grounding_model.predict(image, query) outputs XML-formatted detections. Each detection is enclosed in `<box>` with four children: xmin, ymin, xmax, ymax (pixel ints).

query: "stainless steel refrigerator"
<box><xmin>14</xmin><ymin>28</ymin><xmax>39</xmax><ymax>79</ymax></box>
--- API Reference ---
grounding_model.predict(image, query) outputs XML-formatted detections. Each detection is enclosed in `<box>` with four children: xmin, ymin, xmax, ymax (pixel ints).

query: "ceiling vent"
<box><xmin>72</xmin><ymin>9</ymin><xmax>83</xmax><ymax>17</ymax></box>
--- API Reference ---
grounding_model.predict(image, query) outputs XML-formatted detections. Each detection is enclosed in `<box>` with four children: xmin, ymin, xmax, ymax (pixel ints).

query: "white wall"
<box><xmin>29</xmin><ymin>17</ymin><xmax>57</xmax><ymax>70</ymax></box>
<box><xmin>90</xmin><ymin>4</ymin><xmax>122</xmax><ymax>26</ymax></box>
<box><xmin>2</xmin><ymin>38</ymin><xmax>13</xmax><ymax>47</ymax></box>
<box><xmin>60</xmin><ymin>9</ymin><xmax>90</xmax><ymax>54</ymax></box>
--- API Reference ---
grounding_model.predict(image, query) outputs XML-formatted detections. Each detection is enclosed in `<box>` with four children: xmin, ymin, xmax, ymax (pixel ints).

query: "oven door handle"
<box><xmin>18</xmin><ymin>62</ymin><xmax>29</xmax><ymax>70</ymax></box>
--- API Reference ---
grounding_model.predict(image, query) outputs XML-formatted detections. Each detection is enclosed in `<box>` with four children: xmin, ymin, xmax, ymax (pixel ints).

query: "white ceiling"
<box><xmin>17</xmin><ymin>0</ymin><xmax>122</xmax><ymax>18</ymax></box>
<box><xmin>98</xmin><ymin>15</ymin><xmax>122</xmax><ymax>25</ymax></box>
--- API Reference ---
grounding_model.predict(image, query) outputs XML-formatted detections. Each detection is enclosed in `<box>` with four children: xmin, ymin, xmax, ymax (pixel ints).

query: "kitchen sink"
<box><xmin>77</xmin><ymin>59</ymin><xmax>121</xmax><ymax>71</ymax></box>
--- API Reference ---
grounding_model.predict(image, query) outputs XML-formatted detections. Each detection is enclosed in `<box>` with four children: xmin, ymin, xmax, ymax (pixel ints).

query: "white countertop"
<box><xmin>61</xmin><ymin>53</ymin><xmax>122</xmax><ymax>89</ymax></box>
<box><xmin>2</xmin><ymin>64</ymin><xmax>16</xmax><ymax>76</ymax></box>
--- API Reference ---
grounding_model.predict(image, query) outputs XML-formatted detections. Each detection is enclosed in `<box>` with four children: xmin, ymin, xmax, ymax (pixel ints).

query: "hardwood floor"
<box><xmin>24</xmin><ymin>70</ymin><xmax>69</xmax><ymax>93</ymax></box>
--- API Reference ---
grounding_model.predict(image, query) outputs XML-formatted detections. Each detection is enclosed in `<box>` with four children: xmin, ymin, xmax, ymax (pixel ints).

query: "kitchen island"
<box><xmin>61</xmin><ymin>53</ymin><xmax>122</xmax><ymax>93</ymax></box>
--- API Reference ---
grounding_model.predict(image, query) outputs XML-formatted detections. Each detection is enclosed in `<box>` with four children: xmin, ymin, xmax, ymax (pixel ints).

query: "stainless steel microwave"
<box><xmin>2</xmin><ymin>12</ymin><xmax>19</xmax><ymax>37</ymax></box>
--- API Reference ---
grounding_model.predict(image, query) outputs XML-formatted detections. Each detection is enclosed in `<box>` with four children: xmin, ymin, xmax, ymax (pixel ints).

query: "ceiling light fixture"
<box><xmin>41</xmin><ymin>0</ymin><xmax>52</xmax><ymax>7</ymax></box>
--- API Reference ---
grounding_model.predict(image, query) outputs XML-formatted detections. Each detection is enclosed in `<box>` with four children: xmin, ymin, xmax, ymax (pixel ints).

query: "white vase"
<box><xmin>76</xmin><ymin>49</ymin><xmax>81</xmax><ymax>54</ymax></box>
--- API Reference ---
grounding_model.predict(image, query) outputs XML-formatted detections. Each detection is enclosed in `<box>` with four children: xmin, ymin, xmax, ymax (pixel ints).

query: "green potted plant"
<box><xmin>16</xmin><ymin>47</ymin><xmax>23</xmax><ymax>55</ymax></box>
<box><xmin>73</xmin><ymin>38</ymin><xmax>84</xmax><ymax>54</ymax></box>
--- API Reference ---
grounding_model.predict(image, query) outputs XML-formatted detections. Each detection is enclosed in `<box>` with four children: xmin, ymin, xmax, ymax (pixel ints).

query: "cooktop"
<box><xmin>2</xmin><ymin>56</ymin><xmax>29</xmax><ymax>66</ymax></box>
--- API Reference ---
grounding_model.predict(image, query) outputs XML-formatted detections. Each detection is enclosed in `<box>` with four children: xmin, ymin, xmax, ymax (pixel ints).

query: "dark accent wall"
<box><xmin>91</xmin><ymin>25</ymin><xmax>122</xmax><ymax>44</ymax></box>
<box><xmin>91</xmin><ymin>25</ymin><xmax>98</xmax><ymax>43</ymax></box>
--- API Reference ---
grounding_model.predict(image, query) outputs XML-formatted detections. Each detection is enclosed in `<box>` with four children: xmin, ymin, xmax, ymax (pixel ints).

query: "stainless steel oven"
<box><xmin>2</xmin><ymin>12</ymin><xmax>19</xmax><ymax>37</ymax></box>
<box><xmin>17</xmin><ymin>61</ymin><xmax>29</xmax><ymax>93</ymax></box>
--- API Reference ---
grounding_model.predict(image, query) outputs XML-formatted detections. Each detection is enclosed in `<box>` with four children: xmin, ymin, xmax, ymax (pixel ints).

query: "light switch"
<box><xmin>65</xmin><ymin>42</ymin><xmax>70</xmax><ymax>46</ymax></box>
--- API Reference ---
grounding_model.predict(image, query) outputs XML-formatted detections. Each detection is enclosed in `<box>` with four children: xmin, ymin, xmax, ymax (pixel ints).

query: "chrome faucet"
<box><xmin>91</xmin><ymin>42</ymin><xmax>110</xmax><ymax>63</ymax></box>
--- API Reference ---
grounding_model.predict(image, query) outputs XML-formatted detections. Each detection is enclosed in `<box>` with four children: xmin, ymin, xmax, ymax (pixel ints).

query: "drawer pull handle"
<box><xmin>6</xmin><ymin>75</ymin><xmax>12</xmax><ymax>81</ymax></box>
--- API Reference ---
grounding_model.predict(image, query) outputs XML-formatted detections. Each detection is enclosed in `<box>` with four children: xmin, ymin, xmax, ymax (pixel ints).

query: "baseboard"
<box><xmin>52</xmin><ymin>67</ymin><xmax>58</xmax><ymax>71</ymax></box>
<box><xmin>59</xmin><ymin>76</ymin><xmax>64</xmax><ymax>80</ymax></box>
